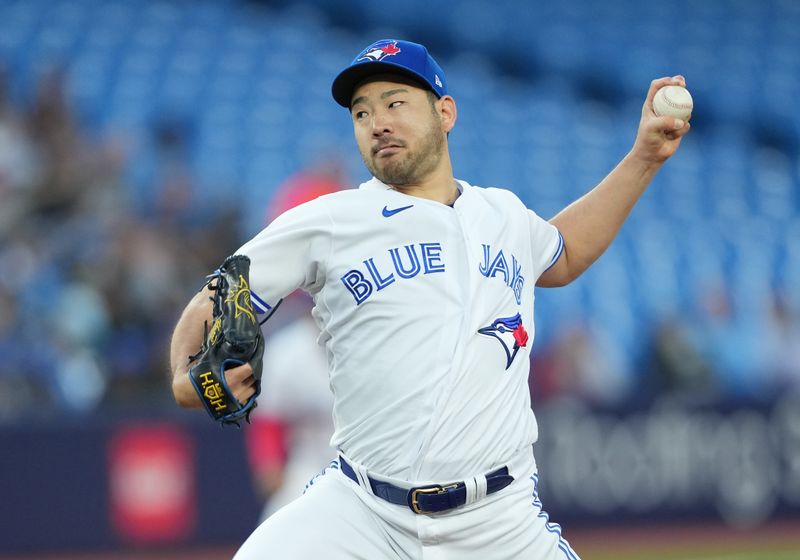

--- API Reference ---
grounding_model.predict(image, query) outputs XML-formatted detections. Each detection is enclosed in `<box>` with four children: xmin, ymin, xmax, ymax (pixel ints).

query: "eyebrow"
<box><xmin>350</xmin><ymin>88</ymin><xmax>410</xmax><ymax>110</ymax></box>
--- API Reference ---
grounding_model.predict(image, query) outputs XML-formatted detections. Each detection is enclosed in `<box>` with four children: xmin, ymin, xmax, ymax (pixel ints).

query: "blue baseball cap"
<box><xmin>331</xmin><ymin>39</ymin><xmax>448</xmax><ymax>108</ymax></box>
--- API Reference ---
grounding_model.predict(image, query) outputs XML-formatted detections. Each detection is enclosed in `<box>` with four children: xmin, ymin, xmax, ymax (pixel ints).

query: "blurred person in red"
<box><xmin>530</xmin><ymin>319</ymin><xmax>630</xmax><ymax>406</ymax></box>
<box><xmin>245</xmin><ymin>160</ymin><xmax>345</xmax><ymax>522</ymax></box>
<box><xmin>262</xmin><ymin>158</ymin><xmax>346</xmax><ymax>225</ymax></box>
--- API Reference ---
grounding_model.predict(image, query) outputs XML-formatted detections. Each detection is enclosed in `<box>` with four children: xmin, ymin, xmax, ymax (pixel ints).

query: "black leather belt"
<box><xmin>338</xmin><ymin>455</ymin><xmax>514</xmax><ymax>514</ymax></box>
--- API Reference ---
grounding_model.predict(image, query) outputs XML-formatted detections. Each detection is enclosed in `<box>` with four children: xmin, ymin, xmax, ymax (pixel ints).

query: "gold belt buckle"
<box><xmin>409</xmin><ymin>483</ymin><xmax>459</xmax><ymax>514</ymax></box>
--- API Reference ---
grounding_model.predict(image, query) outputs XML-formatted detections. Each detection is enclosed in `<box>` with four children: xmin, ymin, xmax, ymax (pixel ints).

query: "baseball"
<box><xmin>653</xmin><ymin>85</ymin><xmax>693</xmax><ymax>121</ymax></box>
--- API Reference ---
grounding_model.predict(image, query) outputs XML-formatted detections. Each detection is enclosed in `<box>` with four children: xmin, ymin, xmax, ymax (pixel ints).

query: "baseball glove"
<box><xmin>188</xmin><ymin>254</ymin><xmax>264</xmax><ymax>426</ymax></box>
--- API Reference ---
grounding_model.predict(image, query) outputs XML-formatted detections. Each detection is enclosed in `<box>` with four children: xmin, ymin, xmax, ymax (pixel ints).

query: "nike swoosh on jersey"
<box><xmin>382</xmin><ymin>204</ymin><xmax>414</xmax><ymax>217</ymax></box>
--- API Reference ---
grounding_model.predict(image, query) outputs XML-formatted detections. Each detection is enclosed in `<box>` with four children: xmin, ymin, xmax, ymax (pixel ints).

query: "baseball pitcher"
<box><xmin>170</xmin><ymin>39</ymin><xmax>690</xmax><ymax>559</ymax></box>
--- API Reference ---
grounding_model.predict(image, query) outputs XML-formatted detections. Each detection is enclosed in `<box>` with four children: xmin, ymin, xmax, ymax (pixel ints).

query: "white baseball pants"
<box><xmin>233</xmin><ymin>449</ymin><xmax>580</xmax><ymax>560</ymax></box>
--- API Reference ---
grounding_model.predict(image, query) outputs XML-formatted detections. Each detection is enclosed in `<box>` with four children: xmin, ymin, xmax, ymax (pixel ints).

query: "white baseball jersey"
<box><xmin>238</xmin><ymin>177</ymin><xmax>563</xmax><ymax>483</ymax></box>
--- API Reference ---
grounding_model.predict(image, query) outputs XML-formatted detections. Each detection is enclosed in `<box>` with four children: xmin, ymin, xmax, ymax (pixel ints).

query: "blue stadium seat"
<box><xmin>2</xmin><ymin>0</ymin><xmax>797</xmax><ymax>386</ymax></box>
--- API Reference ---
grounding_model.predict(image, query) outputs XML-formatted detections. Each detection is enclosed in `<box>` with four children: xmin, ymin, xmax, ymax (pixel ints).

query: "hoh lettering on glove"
<box><xmin>188</xmin><ymin>254</ymin><xmax>266</xmax><ymax>426</ymax></box>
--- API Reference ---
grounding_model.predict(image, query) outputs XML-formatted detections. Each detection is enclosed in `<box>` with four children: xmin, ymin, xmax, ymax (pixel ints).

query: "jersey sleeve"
<box><xmin>528</xmin><ymin>209</ymin><xmax>564</xmax><ymax>281</ymax></box>
<box><xmin>236</xmin><ymin>198</ymin><xmax>333</xmax><ymax>315</ymax></box>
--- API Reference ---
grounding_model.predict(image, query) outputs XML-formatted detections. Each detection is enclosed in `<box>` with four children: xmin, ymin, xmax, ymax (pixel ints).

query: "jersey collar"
<box><xmin>359</xmin><ymin>177</ymin><xmax>472</xmax><ymax>194</ymax></box>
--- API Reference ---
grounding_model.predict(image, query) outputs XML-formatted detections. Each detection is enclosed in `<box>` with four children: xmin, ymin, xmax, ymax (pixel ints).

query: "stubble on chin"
<box><xmin>371</xmin><ymin>152</ymin><xmax>416</xmax><ymax>186</ymax></box>
<box><xmin>363</xmin><ymin>125</ymin><xmax>444</xmax><ymax>187</ymax></box>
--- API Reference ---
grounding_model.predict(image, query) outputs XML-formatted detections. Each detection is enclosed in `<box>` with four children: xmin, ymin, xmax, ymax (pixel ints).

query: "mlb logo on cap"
<box><xmin>331</xmin><ymin>39</ymin><xmax>448</xmax><ymax>107</ymax></box>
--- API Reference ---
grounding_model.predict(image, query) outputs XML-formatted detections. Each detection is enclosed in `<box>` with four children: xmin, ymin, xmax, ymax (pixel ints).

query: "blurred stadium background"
<box><xmin>1</xmin><ymin>0</ymin><xmax>799</xmax><ymax>558</ymax></box>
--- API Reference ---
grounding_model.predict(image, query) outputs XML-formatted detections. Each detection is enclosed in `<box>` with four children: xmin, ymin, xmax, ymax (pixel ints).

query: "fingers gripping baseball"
<box><xmin>633</xmin><ymin>76</ymin><xmax>692</xmax><ymax>163</ymax></box>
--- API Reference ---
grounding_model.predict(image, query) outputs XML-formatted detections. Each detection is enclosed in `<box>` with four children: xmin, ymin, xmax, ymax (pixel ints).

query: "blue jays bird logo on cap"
<box><xmin>331</xmin><ymin>39</ymin><xmax>447</xmax><ymax>107</ymax></box>
<box><xmin>358</xmin><ymin>40</ymin><xmax>401</xmax><ymax>62</ymax></box>
<box><xmin>478</xmin><ymin>313</ymin><xmax>529</xmax><ymax>370</ymax></box>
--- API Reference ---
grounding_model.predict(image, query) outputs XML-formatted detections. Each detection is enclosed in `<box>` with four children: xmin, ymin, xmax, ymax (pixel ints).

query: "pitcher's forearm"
<box><xmin>172</xmin><ymin>372</ymin><xmax>203</xmax><ymax>408</ymax></box>
<box><xmin>549</xmin><ymin>152</ymin><xmax>662</xmax><ymax>279</ymax></box>
<box><xmin>169</xmin><ymin>288</ymin><xmax>214</xmax><ymax>408</ymax></box>
<box><xmin>539</xmin><ymin>76</ymin><xmax>690</xmax><ymax>287</ymax></box>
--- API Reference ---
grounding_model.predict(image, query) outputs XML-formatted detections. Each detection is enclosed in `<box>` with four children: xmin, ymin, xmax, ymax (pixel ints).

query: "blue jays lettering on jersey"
<box><xmin>340</xmin><ymin>242</ymin><xmax>445</xmax><ymax>305</ymax></box>
<box><xmin>479</xmin><ymin>244</ymin><xmax>526</xmax><ymax>304</ymax></box>
<box><xmin>237</xmin><ymin>177</ymin><xmax>563</xmax><ymax>481</ymax></box>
